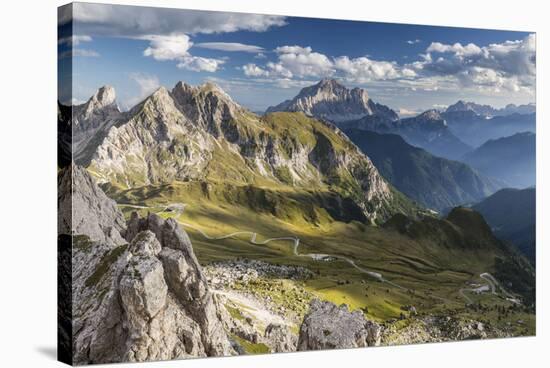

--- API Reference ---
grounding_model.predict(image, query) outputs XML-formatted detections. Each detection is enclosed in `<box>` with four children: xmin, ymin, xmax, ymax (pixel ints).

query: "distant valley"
<box><xmin>473</xmin><ymin>187</ymin><xmax>536</xmax><ymax>264</ymax></box>
<box><xmin>442</xmin><ymin>100</ymin><xmax>535</xmax><ymax>147</ymax></box>
<box><xmin>462</xmin><ymin>132</ymin><xmax>536</xmax><ymax>188</ymax></box>
<box><xmin>344</xmin><ymin>129</ymin><xmax>501</xmax><ymax>211</ymax></box>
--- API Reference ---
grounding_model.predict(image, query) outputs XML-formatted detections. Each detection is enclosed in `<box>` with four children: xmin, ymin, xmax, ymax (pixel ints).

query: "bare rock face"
<box><xmin>66</xmin><ymin>165</ymin><xmax>233</xmax><ymax>364</ymax></box>
<box><xmin>58</xmin><ymin>163</ymin><xmax>126</xmax><ymax>244</ymax></box>
<box><xmin>71</xmin><ymin>86</ymin><xmax>122</xmax><ymax>164</ymax></box>
<box><xmin>171</xmin><ymin>81</ymin><xmax>245</xmax><ymax>137</ymax></box>
<box><xmin>120</xmin><ymin>232</ymin><xmax>168</xmax><ymax>338</ymax></box>
<box><xmin>297</xmin><ymin>299</ymin><xmax>381</xmax><ymax>351</ymax></box>
<box><xmin>125</xmin><ymin>212</ymin><xmax>230</xmax><ymax>356</ymax></box>
<box><xmin>264</xmin><ymin>324</ymin><xmax>297</xmax><ymax>353</ymax></box>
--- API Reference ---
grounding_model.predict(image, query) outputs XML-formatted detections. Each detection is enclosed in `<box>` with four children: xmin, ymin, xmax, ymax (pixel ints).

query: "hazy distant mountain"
<box><xmin>266</xmin><ymin>80</ymin><xmax>471</xmax><ymax>160</ymax></box>
<box><xmin>473</xmin><ymin>187</ymin><xmax>536</xmax><ymax>264</ymax></box>
<box><xmin>445</xmin><ymin>100</ymin><xmax>536</xmax><ymax>117</ymax></box>
<box><xmin>443</xmin><ymin>109</ymin><xmax>535</xmax><ymax>147</ymax></box>
<box><xmin>462</xmin><ymin>132</ymin><xmax>535</xmax><ymax>188</ymax></box>
<box><xmin>266</xmin><ymin>78</ymin><xmax>398</xmax><ymax>123</ymax></box>
<box><xmin>394</xmin><ymin>110</ymin><xmax>472</xmax><ymax>159</ymax></box>
<box><xmin>342</xmin><ymin>109</ymin><xmax>471</xmax><ymax>160</ymax></box>
<box><xmin>345</xmin><ymin>129</ymin><xmax>501</xmax><ymax>211</ymax></box>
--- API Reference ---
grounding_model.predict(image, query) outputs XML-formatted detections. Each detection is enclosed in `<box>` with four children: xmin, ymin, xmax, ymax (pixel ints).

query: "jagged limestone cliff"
<box><xmin>59</xmin><ymin>165</ymin><xmax>233</xmax><ymax>364</ymax></box>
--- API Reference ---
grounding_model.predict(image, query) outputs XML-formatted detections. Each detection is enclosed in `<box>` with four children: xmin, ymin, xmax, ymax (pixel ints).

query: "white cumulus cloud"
<box><xmin>243</xmin><ymin>45</ymin><xmax>417</xmax><ymax>83</ymax></box>
<box><xmin>141</xmin><ymin>34</ymin><xmax>224</xmax><ymax>72</ymax></box>
<box><xmin>243</xmin><ymin>63</ymin><xmax>269</xmax><ymax>77</ymax></box>
<box><xmin>418</xmin><ymin>34</ymin><xmax>536</xmax><ymax>93</ymax></box>
<box><xmin>334</xmin><ymin>56</ymin><xmax>402</xmax><ymax>81</ymax></box>
<box><xmin>269</xmin><ymin>45</ymin><xmax>334</xmax><ymax>78</ymax></box>
<box><xmin>427</xmin><ymin>42</ymin><xmax>482</xmax><ymax>56</ymax></box>
<box><xmin>177</xmin><ymin>56</ymin><xmax>225</xmax><ymax>72</ymax></box>
<box><xmin>142</xmin><ymin>34</ymin><xmax>193</xmax><ymax>61</ymax></box>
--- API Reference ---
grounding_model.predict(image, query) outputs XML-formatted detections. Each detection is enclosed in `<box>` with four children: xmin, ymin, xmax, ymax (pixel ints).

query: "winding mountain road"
<box><xmin>458</xmin><ymin>272</ymin><xmax>519</xmax><ymax>305</ymax></box>
<box><xmin>178</xmin><ymin>217</ymin><xmax>401</xmax><ymax>287</ymax></box>
<box><xmin>127</xmin><ymin>202</ymin><xmax>407</xmax><ymax>288</ymax></box>
<box><xmin>120</xmin><ymin>202</ymin><xmax>517</xmax><ymax>304</ymax></box>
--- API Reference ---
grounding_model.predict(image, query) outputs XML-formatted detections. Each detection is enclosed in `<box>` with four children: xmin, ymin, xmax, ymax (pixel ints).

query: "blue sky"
<box><xmin>58</xmin><ymin>3</ymin><xmax>535</xmax><ymax>115</ymax></box>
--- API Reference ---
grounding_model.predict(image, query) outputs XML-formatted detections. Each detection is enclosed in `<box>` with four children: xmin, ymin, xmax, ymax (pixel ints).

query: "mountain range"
<box><xmin>267</xmin><ymin>79</ymin><xmax>536</xmax><ymax>163</ymax></box>
<box><xmin>445</xmin><ymin>100</ymin><xmax>536</xmax><ymax>118</ymax></box>
<box><xmin>344</xmin><ymin>130</ymin><xmax>501</xmax><ymax>211</ymax></box>
<box><xmin>61</xmin><ymin>82</ymin><xmax>417</xmax><ymax>225</ymax></box>
<box><xmin>472</xmin><ymin>187</ymin><xmax>536</xmax><ymax>264</ymax></box>
<box><xmin>267</xmin><ymin>79</ymin><xmax>471</xmax><ymax>160</ymax></box>
<box><xmin>442</xmin><ymin>108</ymin><xmax>535</xmax><ymax>147</ymax></box>
<box><xmin>62</xmin><ymin>79</ymin><xmax>536</xmax><ymax>220</ymax></box>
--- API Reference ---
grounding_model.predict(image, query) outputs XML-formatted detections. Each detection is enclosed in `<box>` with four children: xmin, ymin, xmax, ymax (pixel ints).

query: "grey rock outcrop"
<box><xmin>264</xmin><ymin>324</ymin><xmax>297</xmax><ymax>353</ymax></box>
<box><xmin>66</xmin><ymin>165</ymin><xmax>233</xmax><ymax>364</ymax></box>
<box><xmin>297</xmin><ymin>299</ymin><xmax>381</xmax><ymax>351</ymax></box>
<box><xmin>58</xmin><ymin>163</ymin><xmax>126</xmax><ymax>244</ymax></box>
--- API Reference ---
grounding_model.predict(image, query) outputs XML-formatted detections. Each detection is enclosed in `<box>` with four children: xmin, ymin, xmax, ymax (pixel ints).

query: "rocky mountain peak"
<box><xmin>444</xmin><ymin>100</ymin><xmax>537</xmax><ymax>117</ymax></box>
<box><xmin>314</xmin><ymin>78</ymin><xmax>347</xmax><ymax>92</ymax></box>
<box><xmin>83</xmin><ymin>85</ymin><xmax>118</xmax><ymax>117</ymax></box>
<box><xmin>170</xmin><ymin>81</ymin><xmax>245</xmax><ymax>135</ymax></box>
<box><xmin>265</xmin><ymin>79</ymin><xmax>391</xmax><ymax>123</ymax></box>
<box><xmin>446</xmin><ymin>100</ymin><xmax>495</xmax><ymax>116</ymax></box>
<box><xmin>72</xmin><ymin>85</ymin><xmax>121</xmax><ymax>159</ymax></box>
<box><xmin>298</xmin><ymin>78</ymin><xmax>368</xmax><ymax>102</ymax></box>
<box><xmin>418</xmin><ymin>109</ymin><xmax>444</xmax><ymax>121</ymax></box>
<box><xmin>93</xmin><ymin>85</ymin><xmax>116</xmax><ymax>106</ymax></box>
<box><xmin>446</xmin><ymin>100</ymin><xmax>469</xmax><ymax>112</ymax></box>
<box><xmin>83</xmin><ymin>79</ymin><xmax>412</xmax><ymax>223</ymax></box>
<box><xmin>142</xmin><ymin>86</ymin><xmax>173</xmax><ymax>107</ymax></box>
<box><xmin>172</xmin><ymin>81</ymin><xmax>238</xmax><ymax>108</ymax></box>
